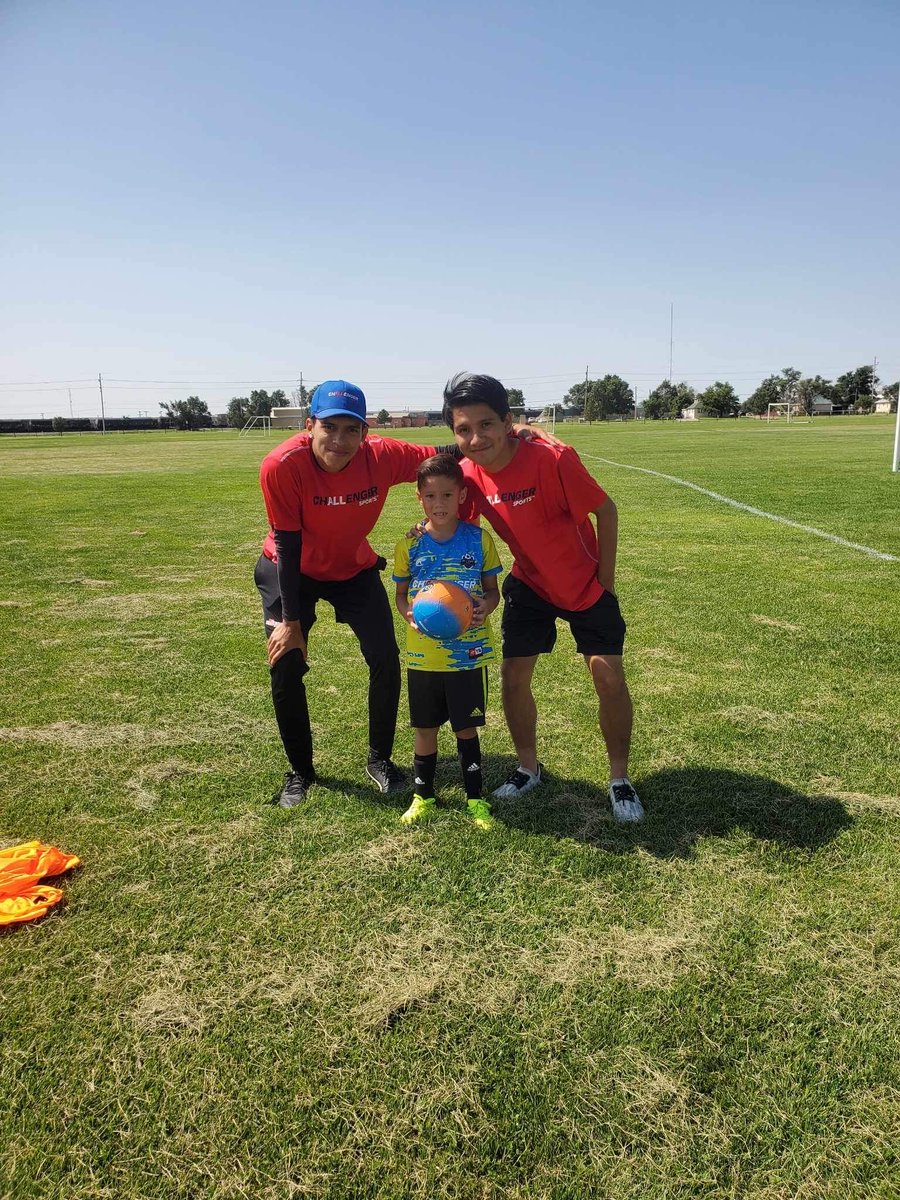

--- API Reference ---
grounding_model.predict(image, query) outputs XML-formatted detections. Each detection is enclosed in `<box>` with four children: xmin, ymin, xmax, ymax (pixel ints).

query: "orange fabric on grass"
<box><xmin>0</xmin><ymin>841</ymin><xmax>80</xmax><ymax>926</ymax></box>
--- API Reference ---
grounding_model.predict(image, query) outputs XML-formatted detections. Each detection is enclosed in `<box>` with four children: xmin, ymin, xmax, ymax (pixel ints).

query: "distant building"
<box><xmin>681</xmin><ymin>400</ymin><xmax>701</xmax><ymax>420</ymax></box>
<box><xmin>874</xmin><ymin>394</ymin><xmax>897</xmax><ymax>414</ymax></box>
<box><xmin>810</xmin><ymin>395</ymin><xmax>834</xmax><ymax>415</ymax></box>
<box><xmin>375</xmin><ymin>411</ymin><xmax>428</xmax><ymax>429</ymax></box>
<box><xmin>270</xmin><ymin>406</ymin><xmax>305</xmax><ymax>428</ymax></box>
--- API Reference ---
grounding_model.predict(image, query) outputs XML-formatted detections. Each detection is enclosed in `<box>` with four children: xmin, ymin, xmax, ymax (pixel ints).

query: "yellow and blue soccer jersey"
<box><xmin>393</xmin><ymin>522</ymin><xmax>502</xmax><ymax>671</ymax></box>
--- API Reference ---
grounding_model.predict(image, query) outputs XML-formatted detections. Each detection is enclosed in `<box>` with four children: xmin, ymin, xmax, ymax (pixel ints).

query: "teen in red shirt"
<box><xmin>444</xmin><ymin>372</ymin><xmax>644</xmax><ymax>824</ymax></box>
<box><xmin>257</xmin><ymin>380</ymin><xmax>438</xmax><ymax>806</ymax></box>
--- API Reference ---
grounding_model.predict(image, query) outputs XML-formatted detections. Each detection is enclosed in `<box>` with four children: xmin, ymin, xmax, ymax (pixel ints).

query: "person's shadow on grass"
<box><xmin>492</xmin><ymin>765</ymin><xmax>853</xmax><ymax>859</ymax></box>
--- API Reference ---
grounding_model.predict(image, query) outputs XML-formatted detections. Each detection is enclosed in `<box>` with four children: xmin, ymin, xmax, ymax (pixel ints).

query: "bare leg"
<box><xmin>500</xmin><ymin>655</ymin><xmax>540</xmax><ymax>773</ymax></box>
<box><xmin>414</xmin><ymin>727</ymin><xmax>439</xmax><ymax>755</ymax></box>
<box><xmin>585</xmin><ymin>653</ymin><xmax>633</xmax><ymax>779</ymax></box>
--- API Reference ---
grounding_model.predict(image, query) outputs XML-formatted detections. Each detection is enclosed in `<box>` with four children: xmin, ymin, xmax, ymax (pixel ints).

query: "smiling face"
<box><xmin>449</xmin><ymin>403</ymin><xmax>516</xmax><ymax>472</ymax></box>
<box><xmin>417</xmin><ymin>473</ymin><xmax>467</xmax><ymax>534</ymax></box>
<box><xmin>306</xmin><ymin>415</ymin><xmax>366</xmax><ymax>473</ymax></box>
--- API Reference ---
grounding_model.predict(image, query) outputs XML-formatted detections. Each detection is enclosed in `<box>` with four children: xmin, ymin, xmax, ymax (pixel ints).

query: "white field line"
<box><xmin>581</xmin><ymin>453</ymin><xmax>900</xmax><ymax>563</ymax></box>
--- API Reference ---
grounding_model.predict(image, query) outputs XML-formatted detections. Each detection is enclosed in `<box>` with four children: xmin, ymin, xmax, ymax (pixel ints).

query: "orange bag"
<box><xmin>0</xmin><ymin>841</ymin><xmax>80</xmax><ymax>926</ymax></box>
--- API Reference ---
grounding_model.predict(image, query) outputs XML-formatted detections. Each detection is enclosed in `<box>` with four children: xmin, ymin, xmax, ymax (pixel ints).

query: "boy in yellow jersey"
<box><xmin>393</xmin><ymin>455</ymin><xmax>502</xmax><ymax>829</ymax></box>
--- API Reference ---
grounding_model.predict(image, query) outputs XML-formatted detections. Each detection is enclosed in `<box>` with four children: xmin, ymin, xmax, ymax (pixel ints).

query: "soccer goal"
<box><xmin>239</xmin><ymin>414</ymin><xmax>272</xmax><ymax>436</ymax></box>
<box><xmin>766</xmin><ymin>402</ymin><xmax>792</xmax><ymax>424</ymax></box>
<box><xmin>537</xmin><ymin>404</ymin><xmax>557</xmax><ymax>434</ymax></box>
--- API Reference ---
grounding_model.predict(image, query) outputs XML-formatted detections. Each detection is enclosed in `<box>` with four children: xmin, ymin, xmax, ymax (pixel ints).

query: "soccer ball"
<box><xmin>412</xmin><ymin>580</ymin><xmax>474</xmax><ymax>640</ymax></box>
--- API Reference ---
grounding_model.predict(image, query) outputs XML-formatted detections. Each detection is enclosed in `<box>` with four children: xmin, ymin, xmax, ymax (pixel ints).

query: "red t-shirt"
<box><xmin>459</xmin><ymin>439</ymin><xmax>609</xmax><ymax>611</ymax></box>
<box><xmin>260</xmin><ymin>433</ymin><xmax>433</xmax><ymax>581</ymax></box>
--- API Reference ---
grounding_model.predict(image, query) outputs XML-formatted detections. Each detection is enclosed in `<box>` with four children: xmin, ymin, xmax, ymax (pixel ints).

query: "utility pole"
<box><xmin>669</xmin><ymin>303</ymin><xmax>674</xmax><ymax>382</ymax></box>
<box><xmin>68</xmin><ymin>388</ymin><xmax>73</xmax><ymax>418</ymax></box>
<box><xmin>98</xmin><ymin>373</ymin><xmax>106</xmax><ymax>434</ymax></box>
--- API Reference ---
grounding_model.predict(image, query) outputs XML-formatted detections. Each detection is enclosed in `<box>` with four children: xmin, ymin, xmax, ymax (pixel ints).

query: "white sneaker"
<box><xmin>492</xmin><ymin>764</ymin><xmax>543</xmax><ymax>799</ymax></box>
<box><xmin>609</xmin><ymin>779</ymin><xmax>645</xmax><ymax>823</ymax></box>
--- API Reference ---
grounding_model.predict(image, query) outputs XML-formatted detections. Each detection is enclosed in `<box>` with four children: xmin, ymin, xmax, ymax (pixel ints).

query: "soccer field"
<box><xmin>1</xmin><ymin>418</ymin><xmax>898</xmax><ymax>1199</ymax></box>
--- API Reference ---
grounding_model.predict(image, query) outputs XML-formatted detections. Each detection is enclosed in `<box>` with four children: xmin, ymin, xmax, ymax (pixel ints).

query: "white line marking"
<box><xmin>582</xmin><ymin>453</ymin><xmax>900</xmax><ymax>563</ymax></box>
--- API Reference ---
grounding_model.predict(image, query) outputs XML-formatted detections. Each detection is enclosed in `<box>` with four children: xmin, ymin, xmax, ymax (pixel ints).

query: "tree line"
<box><xmin>153</xmin><ymin>367</ymin><xmax>899</xmax><ymax>431</ymax></box>
<box><xmin>554</xmin><ymin>364</ymin><xmax>897</xmax><ymax>421</ymax></box>
<box><xmin>159</xmin><ymin>387</ymin><xmax>310</xmax><ymax>430</ymax></box>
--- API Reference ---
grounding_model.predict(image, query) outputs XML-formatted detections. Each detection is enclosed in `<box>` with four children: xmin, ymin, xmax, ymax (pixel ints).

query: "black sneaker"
<box><xmin>366</xmin><ymin>758</ymin><xmax>407</xmax><ymax>795</ymax></box>
<box><xmin>273</xmin><ymin>771</ymin><xmax>316</xmax><ymax>808</ymax></box>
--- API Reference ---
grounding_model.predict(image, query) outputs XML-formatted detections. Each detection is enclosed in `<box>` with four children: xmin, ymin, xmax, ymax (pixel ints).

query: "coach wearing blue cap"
<box><xmin>256</xmin><ymin>380</ymin><xmax>451</xmax><ymax>806</ymax></box>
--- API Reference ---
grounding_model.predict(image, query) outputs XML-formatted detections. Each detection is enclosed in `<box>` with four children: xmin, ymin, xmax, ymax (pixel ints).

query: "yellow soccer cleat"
<box><xmin>467</xmin><ymin>797</ymin><xmax>496</xmax><ymax>831</ymax></box>
<box><xmin>400</xmin><ymin>794</ymin><xmax>437</xmax><ymax>825</ymax></box>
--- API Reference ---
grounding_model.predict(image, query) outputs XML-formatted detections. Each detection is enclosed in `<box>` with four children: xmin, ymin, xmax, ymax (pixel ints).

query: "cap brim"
<box><xmin>312</xmin><ymin>407</ymin><xmax>367</xmax><ymax>422</ymax></box>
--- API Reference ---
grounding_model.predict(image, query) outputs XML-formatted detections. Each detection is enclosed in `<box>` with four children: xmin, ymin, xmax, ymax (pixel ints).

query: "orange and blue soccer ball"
<box><xmin>412</xmin><ymin>580</ymin><xmax>474</xmax><ymax>640</ymax></box>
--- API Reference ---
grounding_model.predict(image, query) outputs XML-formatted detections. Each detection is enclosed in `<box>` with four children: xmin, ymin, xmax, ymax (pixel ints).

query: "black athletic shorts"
<box><xmin>407</xmin><ymin>667</ymin><xmax>488</xmax><ymax>732</ymax></box>
<box><xmin>500</xmin><ymin>574</ymin><xmax>626</xmax><ymax>658</ymax></box>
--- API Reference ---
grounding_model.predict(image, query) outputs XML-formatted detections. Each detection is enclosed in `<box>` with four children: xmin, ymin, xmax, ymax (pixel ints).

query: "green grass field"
<box><xmin>1</xmin><ymin>417</ymin><xmax>898</xmax><ymax>1199</ymax></box>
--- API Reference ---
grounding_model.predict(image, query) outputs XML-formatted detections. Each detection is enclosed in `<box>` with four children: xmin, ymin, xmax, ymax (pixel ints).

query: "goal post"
<box><xmin>537</xmin><ymin>404</ymin><xmax>557</xmax><ymax>434</ymax></box>
<box><xmin>766</xmin><ymin>402</ymin><xmax>791</xmax><ymax>424</ymax></box>
<box><xmin>238</xmin><ymin>414</ymin><xmax>272</xmax><ymax>436</ymax></box>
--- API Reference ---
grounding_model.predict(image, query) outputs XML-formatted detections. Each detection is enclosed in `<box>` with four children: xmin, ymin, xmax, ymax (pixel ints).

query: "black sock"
<box><xmin>413</xmin><ymin>752</ymin><xmax>437</xmax><ymax>797</ymax></box>
<box><xmin>457</xmin><ymin>735</ymin><xmax>482</xmax><ymax>800</ymax></box>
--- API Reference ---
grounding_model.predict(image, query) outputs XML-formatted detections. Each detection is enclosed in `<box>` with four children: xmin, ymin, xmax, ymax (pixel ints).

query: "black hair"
<box><xmin>416</xmin><ymin>453</ymin><xmax>464</xmax><ymax>490</ymax></box>
<box><xmin>442</xmin><ymin>372</ymin><xmax>510</xmax><ymax>428</ymax></box>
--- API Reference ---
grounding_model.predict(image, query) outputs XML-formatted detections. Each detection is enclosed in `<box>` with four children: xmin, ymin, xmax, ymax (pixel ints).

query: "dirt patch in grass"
<box><xmin>638</xmin><ymin>646</ymin><xmax>683</xmax><ymax>663</ymax></box>
<box><xmin>718</xmin><ymin>704</ymin><xmax>782</xmax><ymax>724</ymax></box>
<box><xmin>48</xmin><ymin>587</ymin><xmax>237</xmax><ymax>623</ymax></box>
<box><xmin>249</xmin><ymin>956</ymin><xmax>337</xmax><ymax>1009</ymax></box>
<box><xmin>346</xmin><ymin>905</ymin><xmax>706</xmax><ymax>1030</ymax></box>
<box><xmin>0</xmin><ymin>719</ymin><xmax>256</xmax><ymax>751</ymax></box>
<box><xmin>52</xmin><ymin>593</ymin><xmax>160</xmax><ymax>621</ymax></box>
<box><xmin>125</xmin><ymin>756</ymin><xmax>218</xmax><ymax>811</ymax></box>
<box><xmin>540</xmin><ymin>922</ymin><xmax>697</xmax><ymax>990</ymax></box>
<box><xmin>0</xmin><ymin>721</ymin><xmax>173</xmax><ymax>749</ymax></box>
<box><xmin>132</xmin><ymin>985</ymin><xmax>207</xmax><ymax>1033</ymax></box>
<box><xmin>811</xmin><ymin>776</ymin><xmax>900</xmax><ymax>816</ymax></box>
<box><xmin>126</xmin><ymin>776</ymin><xmax>159</xmax><ymax>811</ymax></box>
<box><xmin>614</xmin><ymin>1046</ymin><xmax>692</xmax><ymax>1119</ymax></box>
<box><xmin>130</xmin><ymin>953</ymin><xmax>208</xmax><ymax>1033</ymax></box>
<box><xmin>351</xmin><ymin>916</ymin><xmax>471</xmax><ymax>1028</ymax></box>
<box><xmin>752</xmin><ymin>614</ymin><xmax>803</xmax><ymax>631</ymax></box>
<box><xmin>319</xmin><ymin>831</ymin><xmax>425</xmax><ymax>876</ymax></box>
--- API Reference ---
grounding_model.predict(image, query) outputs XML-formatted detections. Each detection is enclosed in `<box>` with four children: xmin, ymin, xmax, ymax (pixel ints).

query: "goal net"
<box><xmin>766</xmin><ymin>402</ymin><xmax>791</xmax><ymax>424</ymax></box>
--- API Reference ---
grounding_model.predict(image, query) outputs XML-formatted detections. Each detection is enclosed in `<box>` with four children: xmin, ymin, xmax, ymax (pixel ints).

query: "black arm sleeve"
<box><xmin>272</xmin><ymin>529</ymin><xmax>303</xmax><ymax>622</ymax></box>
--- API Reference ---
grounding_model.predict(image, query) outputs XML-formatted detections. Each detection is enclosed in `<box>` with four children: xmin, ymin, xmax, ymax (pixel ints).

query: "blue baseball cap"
<box><xmin>310</xmin><ymin>379</ymin><xmax>368</xmax><ymax>423</ymax></box>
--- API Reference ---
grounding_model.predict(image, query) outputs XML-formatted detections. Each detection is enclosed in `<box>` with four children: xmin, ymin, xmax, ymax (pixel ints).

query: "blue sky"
<box><xmin>2</xmin><ymin>0</ymin><xmax>898</xmax><ymax>418</ymax></box>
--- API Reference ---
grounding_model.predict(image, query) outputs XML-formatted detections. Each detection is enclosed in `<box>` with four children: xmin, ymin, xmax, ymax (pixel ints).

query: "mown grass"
<box><xmin>1</xmin><ymin>417</ymin><xmax>898</xmax><ymax>1199</ymax></box>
